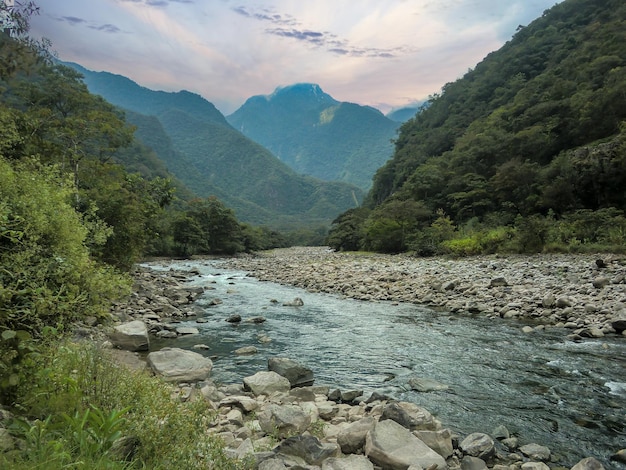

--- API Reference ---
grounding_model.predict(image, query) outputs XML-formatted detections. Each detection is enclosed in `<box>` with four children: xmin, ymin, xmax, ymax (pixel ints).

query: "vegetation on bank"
<box><xmin>0</xmin><ymin>2</ymin><xmax>271</xmax><ymax>467</ymax></box>
<box><xmin>327</xmin><ymin>0</ymin><xmax>626</xmax><ymax>255</ymax></box>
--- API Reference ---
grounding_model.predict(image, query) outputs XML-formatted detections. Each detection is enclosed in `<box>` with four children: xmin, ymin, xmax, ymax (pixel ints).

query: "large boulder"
<box><xmin>258</xmin><ymin>404</ymin><xmax>311</xmax><ymax>438</ymax></box>
<box><xmin>146</xmin><ymin>347</ymin><xmax>212</xmax><ymax>382</ymax></box>
<box><xmin>381</xmin><ymin>401</ymin><xmax>442</xmax><ymax>431</ymax></box>
<box><xmin>415</xmin><ymin>429</ymin><xmax>454</xmax><ymax>458</ymax></box>
<box><xmin>273</xmin><ymin>434</ymin><xmax>338</xmax><ymax>466</ymax></box>
<box><xmin>337</xmin><ymin>416</ymin><xmax>377</xmax><ymax>454</ymax></box>
<box><xmin>460</xmin><ymin>433</ymin><xmax>495</xmax><ymax>460</ymax></box>
<box><xmin>571</xmin><ymin>457</ymin><xmax>605</xmax><ymax>470</ymax></box>
<box><xmin>109</xmin><ymin>320</ymin><xmax>149</xmax><ymax>351</ymax></box>
<box><xmin>243</xmin><ymin>371</ymin><xmax>291</xmax><ymax>396</ymax></box>
<box><xmin>322</xmin><ymin>454</ymin><xmax>374</xmax><ymax>470</ymax></box>
<box><xmin>364</xmin><ymin>419</ymin><xmax>447</xmax><ymax>470</ymax></box>
<box><xmin>268</xmin><ymin>357</ymin><xmax>315</xmax><ymax>387</ymax></box>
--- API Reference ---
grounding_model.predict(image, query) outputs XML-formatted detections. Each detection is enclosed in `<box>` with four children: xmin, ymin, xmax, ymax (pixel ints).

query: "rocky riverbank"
<box><xmin>221</xmin><ymin>247</ymin><xmax>626</xmax><ymax>340</ymax></box>
<box><xmin>98</xmin><ymin>253</ymin><xmax>625</xmax><ymax>470</ymax></box>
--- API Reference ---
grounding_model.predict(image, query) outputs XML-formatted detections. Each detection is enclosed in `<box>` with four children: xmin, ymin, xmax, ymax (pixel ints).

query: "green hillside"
<box><xmin>329</xmin><ymin>0</ymin><xmax>626</xmax><ymax>254</ymax></box>
<box><xmin>227</xmin><ymin>83</ymin><xmax>399</xmax><ymax>190</ymax></box>
<box><xmin>64</xmin><ymin>64</ymin><xmax>364</xmax><ymax>229</ymax></box>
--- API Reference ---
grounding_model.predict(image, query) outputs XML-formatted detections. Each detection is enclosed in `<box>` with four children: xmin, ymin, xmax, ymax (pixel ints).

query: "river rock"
<box><xmin>381</xmin><ymin>401</ymin><xmax>441</xmax><ymax>431</ymax></box>
<box><xmin>520</xmin><ymin>463</ymin><xmax>550</xmax><ymax>470</ymax></box>
<box><xmin>283</xmin><ymin>297</ymin><xmax>304</xmax><ymax>306</ymax></box>
<box><xmin>571</xmin><ymin>457</ymin><xmax>605</xmax><ymax>469</ymax></box>
<box><xmin>612</xmin><ymin>449</ymin><xmax>626</xmax><ymax>464</ymax></box>
<box><xmin>408</xmin><ymin>377</ymin><xmax>450</xmax><ymax>392</ymax></box>
<box><xmin>246</xmin><ymin>316</ymin><xmax>266</xmax><ymax>323</ymax></box>
<box><xmin>364</xmin><ymin>418</ymin><xmax>447</xmax><ymax>470</ymax></box>
<box><xmin>226</xmin><ymin>314</ymin><xmax>242</xmax><ymax>323</ymax></box>
<box><xmin>109</xmin><ymin>320</ymin><xmax>149</xmax><ymax>351</ymax></box>
<box><xmin>175</xmin><ymin>326</ymin><xmax>199</xmax><ymax>335</ymax></box>
<box><xmin>273</xmin><ymin>434</ymin><xmax>338</xmax><ymax>465</ymax></box>
<box><xmin>258</xmin><ymin>404</ymin><xmax>311</xmax><ymax>438</ymax></box>
<box><xmin>460</xmin><ymin>432</ymin><xmax>495</xmax><ymax>459</ymax></box>
<box><xmin>321</xmin><ymin>454</ymin><xmax>374</xmax><ymax>470</ymax></box>
<box><xmin>268</xmin><ymin>357</ymin><xmax>315</xmax><ymax>387</ymax></box>
<box><xmin>147</xmin><ymin>347</ymin><xmax>212</xmax><ymax>382</ymax></box>
<box><xmin>243</xmin><ymin>371</ymin><xmax>291</xmax><ymax>396</ymax></box>
<box><xmin>461</xmin><ymin>455</ymin><xmax>488</xmax><ymax>470</ymax></box>
<box><xmin>519</xmin><ymin>443</ymin><xmax>550</xmax><ymax>460</ymax></box>
<box><xmin>415</xmin><ymin>428</ymin><xmax>454</xmax><ymax>458</ymax></box>
<box><xmin>592</xmin><ymin>277</ymin><xmax>610</xmax><ymax>289</ymax></box>
<box><xmin>490</xmin><ymin>277</ymin><xmax>508</xmax><ymax>287</ymax></box>
<box><xmin>235</xmin><ymin>346</ymin><xmax>258</xmax><ymax>355</ymax></box>
<box><xmin>337</xmin><ymin>416</ymin><xmax>377</xmax><ymax>454</ymax></box>
<box><xmin>611</xmin><ymin>318</ymin><xmax>626</xmax><ymax>333</ymax></box>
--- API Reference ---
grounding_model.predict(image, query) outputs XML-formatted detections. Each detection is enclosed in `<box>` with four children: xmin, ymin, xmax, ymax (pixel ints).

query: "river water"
<box><xmin>147</xmin><ymin>260</ymin><xmax>626</xmax><ymax>468</ymax></box>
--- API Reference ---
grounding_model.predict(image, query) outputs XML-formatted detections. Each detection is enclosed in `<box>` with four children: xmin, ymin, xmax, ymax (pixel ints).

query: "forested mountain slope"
<box><xmin>64</xmin><ymin>63</ymin><xmax>363</xmax><ymax>228</ymax></box>
<box><xmin>329</xmin><ymin>0</ymin><xmax>626</xmax><ymax>254</ymax></box>
<box><xmin>227</xmin><ymin>83</ymin><xmax>399</xmax><ymax>190</ymax></box>
<box><xmin>370</xmin><ymin>0</ymin><xmax>625</xmax><ymax>210</ymax></box>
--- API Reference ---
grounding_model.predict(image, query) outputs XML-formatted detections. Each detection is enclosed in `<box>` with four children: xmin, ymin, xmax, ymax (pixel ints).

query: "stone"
<box><xmin>461</xmin><ymin>455</ymin><xmax>488</xmax><ymax>470</ymax></box>
<box><xmin>258</xmin><ymin>404</ymin><xmax>311</xmax><ymax>438</ymax></box>
<box><xmin>492</xmin><ymin>424</ymin><xmax>510</xmax><ymax>440</ymax></box>
<box><xmin>592</xmin><ymin>277</ymin><xmax>610</xmax><ymax>289</ymax></box>
<box><xmin>219</xmin><ymin>396</ymin><xmax>259</xmax><ymax>413</ymax></box>
<box><xmin>542</xmin><ymin>294</ymin><xmax>556</xmax><ymax>308</ymax></box>
<box><xmin>337</xmin><ymin>416</ymin><xmax>377</xmax><ymax>454</ymax></box>
<box><xmin>235</xmin><ymin>346</ymin><xmax>258</xmax><ymax>355</ymax></box>
<box><xmin>155</xmin><ymin>330</ymin><xmax>178</xmax><ymax>339</ymax></box>
<box><xmin>109</xmin><ymin>320</ymin><xmax>149</xmax><ymax>351</ymax></box>
<box><xmin>322</xmin><ymin>454</ymin><xmax>375</xmax><ymax>470</ymax></box>
<box><xmin>175</xmin><ymin>326</ymin><xmax>199</xmax><ymax>335</ymax></box>
<box><xmin>283</xmin><ymin>297</ymin><xmax>304</xmax><ymax>306</ymax></box>
<box><xmin>0</xmin><ymin>427</ymin><xmax>15</xmax><ymax>451</ymax></box>
<box><xmin>243</xmin><ymin>371</ymin><xmax>291</xmax><ymax>396</ymax></box>
<box><xmin>570</xmin><ymin>457</ymin><xmax>605</xmax><ymax>470</ymax></box>
<box><xmin>364</xmin><ymin>419</ymin><xmax>447</xmax><ymax>470</ymax></box>
<box><xmin>408</xmin><ymin>377</ymin><xmax>449</xmax><ymax>392</ymax></box>
<box><xmin>273</xmin><ymin>434</ymin><xmax>338</xmax><ymax>465</ymax></box>
<box><xmin>268</xmin><ymin>357</ymin><xmax>315</xmax><ymax>387</ymax></box>
<box><xmin>226</xmin><ymin>314</ymin><xmax>242</xmax><ymax>323</ymax></box>
<box><xmin>381</xmin><ymin>401</ymin><xmax>441</xmax><ymax>431</ymax></box>
<box><xmin>258</xmin><ymin>459</ymin><xmax>288</xmax><ymax>470</ymax></box>
<box><xmin>519</xmin><ymin>443</ymin><xmax>550</xmax><ymax>461</ymax></box>
<box><xmin>611</xmin><ymin>318</ymin><xmax>626</xmax><ymax>333</ymax></box>
<box><xmin>147</xmin><ymin>347</ymin><xmax>212</xmax><ymax>382</ymax></box>
<box><xmin>246</xmin><ymin>316</ymin><xmax>266</xmax><ymax>323</ymax></box>
<box><xmin>459</xmin><ymin>432</ymin><xmax>495</xmax><ymax>459</ymax></box>
<box><xmin>490</xmin><ymin>277</ymin><xmax>508</xmax><ymax>287</ymax></box>
<box><xmin>556</xmin><ymin>297</ymin><xmax>573</xmax><ymax>308</ymax></box>
<box><xmin>521</xmin><ymin>463</ymin><xmax>550</xmax><ymax>470</ymax></box>
<box><xmin>415</xmin><ymin>429</ymin><xmax>454</xmax><ymax>458</ymax></box>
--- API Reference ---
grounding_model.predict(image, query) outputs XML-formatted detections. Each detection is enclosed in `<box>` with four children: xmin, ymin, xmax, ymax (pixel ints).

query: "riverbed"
<box><xmin>145</xmin><ymin>252</ymin><xmax>626</xmax><ymax>469</ymax></box>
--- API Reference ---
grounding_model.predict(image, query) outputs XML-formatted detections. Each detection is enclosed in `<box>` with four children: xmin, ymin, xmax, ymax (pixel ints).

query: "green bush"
<box><xmin>4</xmin><ymin>340</ymin><xmax>249</xmax><ymax>469</ymax></box>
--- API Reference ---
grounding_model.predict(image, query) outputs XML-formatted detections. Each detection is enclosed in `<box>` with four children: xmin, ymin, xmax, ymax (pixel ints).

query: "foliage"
<box><xmin>2</xmin><ymin>340</ymin><xmax>249</xmax><ymax>469</ymax></box>
<box><xmin>343</xmin><ymin>0</ymin><xmax>626</xmax><ymax>255</ymax></box>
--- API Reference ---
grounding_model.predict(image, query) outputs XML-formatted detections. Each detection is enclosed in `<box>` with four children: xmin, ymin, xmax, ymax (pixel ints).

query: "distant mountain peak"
<box><xmin>268</xmin><ymin>83</ymin><xmax>338</xmax><ymax>105</ymax></box>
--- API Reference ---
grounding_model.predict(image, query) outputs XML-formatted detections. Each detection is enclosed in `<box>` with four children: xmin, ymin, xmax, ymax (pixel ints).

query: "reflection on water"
<box><xmin>145</xmin><ymin>260</ymin><xmax>626</xmax><ymax>468</ymax></box>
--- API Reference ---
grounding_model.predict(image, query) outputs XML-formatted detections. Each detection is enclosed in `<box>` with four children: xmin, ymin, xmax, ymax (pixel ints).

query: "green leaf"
<box><xmin>1</xmin><ymin>330</ymin><xmax>16</xmax><ymax>340</ymax></box>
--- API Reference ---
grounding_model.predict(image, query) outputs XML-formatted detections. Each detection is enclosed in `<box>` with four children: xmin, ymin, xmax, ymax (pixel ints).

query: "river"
<box><xmin>146</xmin><ymin>259</ymin><xmax>626</xmax><ymax>468</ymax></box>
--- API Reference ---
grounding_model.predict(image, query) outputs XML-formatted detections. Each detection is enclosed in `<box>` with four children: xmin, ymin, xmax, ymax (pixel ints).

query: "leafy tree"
<box><xmin>326</xmin><ymin>207</ymin><xmax>370</xmax><ymax>251</ymax></box>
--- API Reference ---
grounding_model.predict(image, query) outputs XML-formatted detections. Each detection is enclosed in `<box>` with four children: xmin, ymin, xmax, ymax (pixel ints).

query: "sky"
<box><xmin>28</xmin><ymin>0</ymin><xmax>563</xmax><ymax>115</ymax></box>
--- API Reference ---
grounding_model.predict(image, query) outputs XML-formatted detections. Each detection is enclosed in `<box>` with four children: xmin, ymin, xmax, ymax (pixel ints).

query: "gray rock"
<box><xmin>246</xmin><ymin>316</ymin><xmax>266</xmax><ymax>323</ymax></box>
<box><xmin>364</xmin><ymin>419</ymin><xmax>447</xmax><ymax>470</ymax></box>
<box><xmin>381</xmin><ymin>401</ymin><xmax>441</xmax><ymax>431</ymax></box>
<box><xmin>592</xmin><ymin>277</ymin><xmax>610</xmax><ymax>289</ymax></box>
<box><xmin>408</xmin><ymin>377</ymin><xmax>449</xmax><ymax>392</ymax></box>
<box><xmin>226</xmin><ymin>314</ymin><xmax>242</xmax><ymax>323</ymax></box>
<box><xmin>611</xmin><ymin>318</ymin><xmax>626</xmax><ymax>333</ymax></box>
<box><xmin>490</xmin><ymin>277</ymin><xmax>508</xmax><ymax>287</ymax></box>
<box><xmin>243</xmin><ymin>371</ymin><xmax>290</xmax><ymax>396</ymax></box>
<box><xmin>155</xmin><ymin>330</ymin><xmax>178</xmax><ymax>339</ymax></box>
<box><xmin>519</xmin><ymin>443</ymin><xmax>550</xmax><ymax>461</ymax></box>
<box><xmin>322</xmin><ymin>454</ymin><xmax>374</xmax><ymax>470</ymax></box>
<box><xmin>283</xmin><ymin>297</ymin><xmax>304</xmax><ymax>306</ymax></box>
<box><xmin>258</xmin><ymin>404</ymin><xmax>311</xmax><ymax>438</ymax></box>
<box><xmin>235</xmin><ymin>346</ymin><xmax>258</xmax><ymax>355</ymax></box>
<box><xmin>571</xmin><ymin>457</ymin><xmax>605</xmax><ymax>470</ymax></box>
<box><xmin>556</xmin><ymin>297</ymin><xmax>573</xmax><ymax>308</ymax></box>
<box><xmin>461</xmin><ymin>455</ymin><xmax>488</xmax><ymax>470</ymax></box>
<box><xmin>611</xmin><ymin>449</ymin><xmax>626</xmax><ymax>464</ymax></box>
<box><xmin>520</xmin><ymin>463</ymin><xmax>550</xmax><ymax>470</ymax></box>
<box><xmin>268</xmin><ymin>357</ymin><xmax>315</xmax><ymax>387</ymax></box>
<box><xmin>492</xmin><ymin>424</ymin><xmax>510</xmax><ymax>440</ymax></box>
<box><xmin>147</xmin><ymin>347</ymin><xmax>212</xmax><ymax>382</ymax></box>
<box><xmin>258</xmin><ymin>458</ymin><xmax>288</xmax><ymax>470</ymax></box>
<box><xmin>175</xmin><ymin>326</ymin><xmax>199</xmax><ymax>335</ymax></box>
<box><xmin>337</xmin><ymin>416</ymin><xmax>377</xmax><ymax>454</ymax></box>
<box><xmin>109</xmin><ymin>320</ymin><xmax>149</xmax><ymax>351</ymax></box>
<box><xmin>459</xmin><ymin>432</ymin><xmax>495</xmax><ymax>459</ymax></box>
<box><xmin>542</xmin><ymin>294</ymin><xmax>556</xmax><ymax>308</ymax></box>
<box><xmin>219</xmin><ymin>395</ymin><xmax>259</xmax><ymax>413</ymax></box>
<box><xmin>415</xmin><ymin>429</ymin><xmax>454</xmax><ymax>458</ymax></box>
<box><xmin>273</xmin><ymin>434</ymin><xmax>338</xmax><ymax>465</ymax></box>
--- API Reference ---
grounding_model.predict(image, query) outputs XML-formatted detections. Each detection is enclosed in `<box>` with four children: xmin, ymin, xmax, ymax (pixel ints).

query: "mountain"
<box><xmin>386</xmin><ymin>104</ymin><xmax>423</xmax><ymax>123</ymax></box>
<box><xmin>64</xmin><ymin>63</ymin><xmax>363</xmax><ymax>229</ymax></box>
<box><xmin>227</xmin><ymin>83</ymin><xmax>400</xmax><ymax>190</ymax></box>
<box><xmin>368</xmin><ymin>0</ymin><xmax>626</xmax><ymax>213</ymax></box>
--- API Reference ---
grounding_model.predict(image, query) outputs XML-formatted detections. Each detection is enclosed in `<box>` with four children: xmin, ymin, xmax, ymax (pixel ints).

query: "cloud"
<box><xmin>90</xmin><ymin>23</ymin><xmax>121</xmax><ymax>33</ymax></box>
<box><xmin>57</xmin><ymin>15</ymin><xmax>123</xmax><ymax>34</ymax></box>
<box><xmin>61</xmin><ymin>16</ymin><xmax>86</xmax><ymax>25</ymax></box>
<box><xmin>234</xmin><ymin>5</ymin><xmax>410</xmax><ymax>58</ymax></box>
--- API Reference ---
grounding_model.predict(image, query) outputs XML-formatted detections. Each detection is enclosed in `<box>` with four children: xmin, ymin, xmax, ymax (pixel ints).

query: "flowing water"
<box><xmin>146</xmin><ymin>260</ymin><xmax>626</xmax><ymax>468</ymax></box>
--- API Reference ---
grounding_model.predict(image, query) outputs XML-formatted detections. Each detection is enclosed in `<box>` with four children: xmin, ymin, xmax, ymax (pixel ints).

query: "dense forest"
<box><xmin>328</xmin><ymin>0</ymin><xmax>626</xmax><ymax>255</ymax></box>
